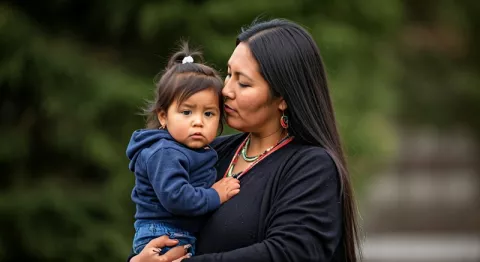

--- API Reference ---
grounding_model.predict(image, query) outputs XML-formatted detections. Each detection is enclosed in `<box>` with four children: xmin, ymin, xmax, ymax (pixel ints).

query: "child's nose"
<box><xmin>192</xmin><ymin>116</ymin><xmax>203</xmax><ymax>127</ymax></box>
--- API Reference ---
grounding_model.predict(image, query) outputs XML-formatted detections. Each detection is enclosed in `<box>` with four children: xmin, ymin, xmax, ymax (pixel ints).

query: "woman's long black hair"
<box><xmin>237</xmin><ymin>18</ymin><xmax>361</xmax><ymax>261</ymax></box>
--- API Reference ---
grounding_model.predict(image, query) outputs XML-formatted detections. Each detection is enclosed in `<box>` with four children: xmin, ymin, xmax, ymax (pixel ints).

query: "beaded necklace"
<box><xmin>225</xmin><ymin>133</ymin><xmax>294</xmax><ymax>179</ymax></box>
<box><xmin>240</xmin><ymin>137</ymin><xmax>262</xmax><ymax>162</ymax></box>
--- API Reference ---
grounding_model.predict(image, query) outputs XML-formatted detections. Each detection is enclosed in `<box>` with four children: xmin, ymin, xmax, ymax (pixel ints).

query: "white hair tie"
<box><xmin>182</xmin><ymin>56</ymin><xmax>194</xmax><ymax>64</ymax></box>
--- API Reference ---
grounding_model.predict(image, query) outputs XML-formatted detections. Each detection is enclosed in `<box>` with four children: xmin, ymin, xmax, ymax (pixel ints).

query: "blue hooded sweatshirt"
<box><xmin>127</xmin><ymin>129</ymin><xmax>220</xmax><ymax>233</ymax></box>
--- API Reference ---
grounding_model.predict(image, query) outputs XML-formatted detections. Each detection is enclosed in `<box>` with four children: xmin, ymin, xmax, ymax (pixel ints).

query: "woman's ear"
<box><xmin>278</xmin><ymin>99</ymin><xmax>288</xmax><ymax>111</ymax></box>
<box><xmin>157</xmin><ymin>110</ymin><xmax>167</xmax><ymax>129</ymax></box>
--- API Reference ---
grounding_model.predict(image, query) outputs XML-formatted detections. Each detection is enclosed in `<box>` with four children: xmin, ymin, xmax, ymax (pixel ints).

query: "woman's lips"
<box><xmin>224</xmin><ymin>104</ymin><xmax>236</xmax><ymax>113</ymax></box>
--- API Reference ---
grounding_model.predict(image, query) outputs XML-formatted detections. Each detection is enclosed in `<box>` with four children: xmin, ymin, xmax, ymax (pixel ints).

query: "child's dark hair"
<box><xmin>145</xmin><ymin>42</ymin><xmax>225</xmax><ymax>133</ymax></box>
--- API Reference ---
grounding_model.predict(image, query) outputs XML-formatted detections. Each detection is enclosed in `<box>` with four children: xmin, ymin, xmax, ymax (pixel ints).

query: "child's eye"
<box><xmin>182</xmin><ymin>110</ymin><xmax>192</xmax><ymax>116</ymax></box>
<box><xmin>204</xmin><ymin>112</ymin><xmax>215</xmax><ymax>117</ymax></box>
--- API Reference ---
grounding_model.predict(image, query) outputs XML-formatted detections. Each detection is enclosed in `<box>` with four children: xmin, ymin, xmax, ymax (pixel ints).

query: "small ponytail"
<box><xmin>166</xmin><ymin>41</ymin><xmax>204</xmax><ymax>69</ymax></box>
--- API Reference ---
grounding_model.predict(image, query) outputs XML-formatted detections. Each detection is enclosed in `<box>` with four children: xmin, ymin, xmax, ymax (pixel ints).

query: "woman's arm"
<box><xmin>185</xmin><ymin>148</ymin><xmax>343</xmax><ymax>262</ymax></box>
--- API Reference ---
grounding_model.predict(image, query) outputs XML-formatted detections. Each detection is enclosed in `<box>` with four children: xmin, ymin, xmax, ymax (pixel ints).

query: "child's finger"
<box><xmin>228</xmin><ymin>189</ymin><xmax>240</xmax><ymax>197</ymax></box>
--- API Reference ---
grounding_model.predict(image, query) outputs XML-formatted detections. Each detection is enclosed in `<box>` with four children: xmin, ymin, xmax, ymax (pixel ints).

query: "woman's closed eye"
<box><xmin>226</xmin><ymin>71</ymin><xmax>249</xmax><ymax>87</ymax></box>
<box><xmin>238</xmin><ymin>82</ymin><xmax>249</xmax><ymax>88</ymax></box>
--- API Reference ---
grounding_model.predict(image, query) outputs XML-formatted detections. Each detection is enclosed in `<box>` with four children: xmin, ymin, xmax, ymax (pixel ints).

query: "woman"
<box><xmin>131</xmin><ymin>18</ymin><xmax>361</xmax><ymax>262</ymax></box>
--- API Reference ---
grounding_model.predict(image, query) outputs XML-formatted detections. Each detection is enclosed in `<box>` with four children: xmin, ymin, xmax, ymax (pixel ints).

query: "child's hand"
<box><xmin>211</xmin><ymin>177</ymin><xmax>240</xmax><ymax>203</ymax></box>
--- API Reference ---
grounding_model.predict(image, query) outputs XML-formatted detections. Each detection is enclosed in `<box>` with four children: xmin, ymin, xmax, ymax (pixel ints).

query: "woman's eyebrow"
<box><xmin>227</xmin><ymin>63</ymin><xmax>254</xmax><ymax>82</ymax></box>
<box><xmin>236</xmin><ymin>71</ymin><xmax>253</xmax><ymax>82</ymax></box>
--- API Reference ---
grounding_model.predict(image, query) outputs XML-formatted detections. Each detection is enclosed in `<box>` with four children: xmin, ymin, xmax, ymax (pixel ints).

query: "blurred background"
<box><xmin>1</xmin><ymin>0</ymin><xmax>479</xmax><ymax>261</ymax></box>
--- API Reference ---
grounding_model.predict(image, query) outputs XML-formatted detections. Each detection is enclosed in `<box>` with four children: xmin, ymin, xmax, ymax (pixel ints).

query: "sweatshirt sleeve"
<box><xmin>146</xmin><ymin>147</ymin><xmax>221</xmax><ymax>216</ymax></box>
<box><xmin>186</xmin><ymin>148</ymin><xmax>343</xmax><ymax>262</ymax></box>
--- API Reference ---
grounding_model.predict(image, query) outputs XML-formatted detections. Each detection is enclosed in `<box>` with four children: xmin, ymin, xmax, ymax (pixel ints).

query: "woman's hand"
<box><xmin>130</xmin><ymin>235</ymin><xmax>191</xmax><ymax>262</ymax></box>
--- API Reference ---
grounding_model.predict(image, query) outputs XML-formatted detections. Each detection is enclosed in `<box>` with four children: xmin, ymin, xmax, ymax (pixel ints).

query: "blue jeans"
<box><xmin>132</xmin><ymin>220</ymin><xmax>196</xmax><ymax>255</ymax></box>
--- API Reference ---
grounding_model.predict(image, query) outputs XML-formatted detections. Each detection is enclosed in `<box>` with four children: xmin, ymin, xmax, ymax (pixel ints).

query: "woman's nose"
<box><xmin>222</xmin><ymin>79</ymin><xmax>234</xmax><ymax>99</ymax></box>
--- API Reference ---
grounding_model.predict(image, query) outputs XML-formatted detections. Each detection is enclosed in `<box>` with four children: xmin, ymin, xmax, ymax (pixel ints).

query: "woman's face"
<box><xmin>223</xmin><ymin>42</ymin><xmax>285</xmax><ymax>134</ymax></box>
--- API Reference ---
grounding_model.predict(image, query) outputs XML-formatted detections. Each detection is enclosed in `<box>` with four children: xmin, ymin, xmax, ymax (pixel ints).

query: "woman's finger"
<box><xmin>144</xmin><ymin>235</ymin><xmax>179</xmax><ymax>249</ymax></box>
<box><xmin>162</xmin><ymin>245</ymin><xmax>189</xmax><ymax>261</ymax></box>
<box><xmin>172</xmin><ymin>253</ymin><xmax>192</xmax><ymax>262</ymax></box>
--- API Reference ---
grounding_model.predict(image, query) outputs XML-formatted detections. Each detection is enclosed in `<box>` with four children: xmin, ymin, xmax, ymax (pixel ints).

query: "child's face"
<box><xmin>157</xmin><ymin>88</ymin><xmax>220</xmax><ymax>149</ymax></box>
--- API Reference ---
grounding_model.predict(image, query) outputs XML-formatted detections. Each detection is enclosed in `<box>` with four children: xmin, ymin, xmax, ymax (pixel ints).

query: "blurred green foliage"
<box><xmin>0</xmin><ymin>0</ymin><xmax>478</xmax><ymax>261</ymax></box>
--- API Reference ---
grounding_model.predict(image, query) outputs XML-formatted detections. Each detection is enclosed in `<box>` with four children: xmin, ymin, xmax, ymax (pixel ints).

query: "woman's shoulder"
<box><xmin>281</xmin><ymin>140</ymin><xmax>337</xmax><ymax>174</ymax></box>
<box><xmin>272</xmin><ymin>141</ymin><xmax>341</xmax><ymax>194</ymax></box>
<box><xmin>286</xmin><ymin>139</ymin><xmax>332</xmax><ymax>159</ymax></box>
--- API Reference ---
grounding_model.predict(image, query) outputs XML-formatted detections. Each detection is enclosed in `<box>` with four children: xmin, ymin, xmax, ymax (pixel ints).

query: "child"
<box><xmin>126</xmin><ymin>43</ymin><xmax>240</xmax><ymax>256</ymax></box>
